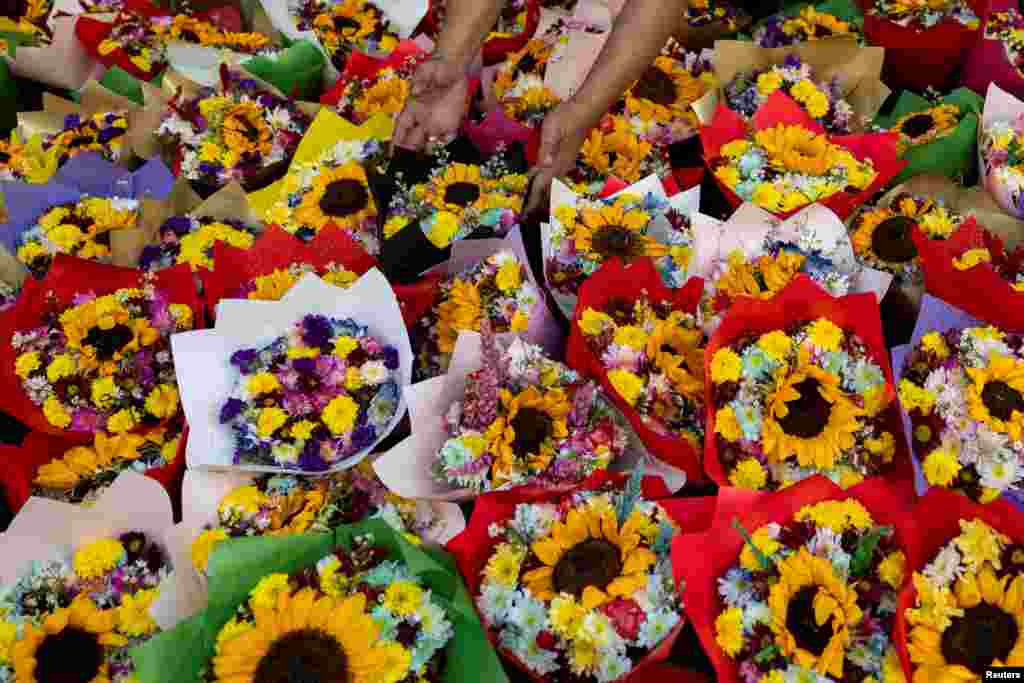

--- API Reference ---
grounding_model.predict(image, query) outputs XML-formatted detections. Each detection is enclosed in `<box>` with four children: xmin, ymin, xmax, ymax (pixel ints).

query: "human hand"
<box><xmin>524</xmin><ymin>102</ymin><xmax>596</xmax><ymax>215</ymax></box>
<box><xmin>393</xmin><ymin>53</ymin><xmax>470</xmax><ymax>150</ymax></box>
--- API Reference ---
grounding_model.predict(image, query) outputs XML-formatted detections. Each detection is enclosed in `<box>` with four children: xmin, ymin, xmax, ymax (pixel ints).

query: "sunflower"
<box><xmin>212</xmin><ymin>588</ymin><xmax>410</xmax><ymax>683</ymax></box>
<box><xmin>293</xmin><ymin>162</ymin><xmax>376</xmax><ymax>232</ymax></box>
<box><xmin>486</xmin><ymin>386</ymin><xmax>570</xmax><ymax>486</ymax></box>
<box><xmin>717</xmin><ymin>250</ymin><xmax>807</xmax><ymax>302</ymax></box>
<box><xmin>755</xmin><ymin>124</ymin><xmax>838</xmax><ymax>177</ymax></box>
<box><xmin>851</xmin><ymin>194</ymin><xmax>957</xmax><ymax>270</ymax></box>
<box><xmin>33</xmin><ymin>432</ymin><xmax>145</xmax><ymax>490</ymax></box>
<box><xmin>428</xmin><ymin>163</ymin><xmax>490</xmax><ymax>216</ymax></box>
<box><xmin>965</xmin><ymin>353</ymin><xmax>1024</xmax><ymax>441</ymax></box>
<box><xmin>783</xmin><ymin>6</ymin><xmax>854</xmax><ymax>40</ymax></box>
<box><xmin>625</xmin><ymin>56</ymin><xmax>708</xmax><ymax>125</ymax></box>
<box><xmin>573</xmin><ymin>197</ymin><xmax>666</xmax><ymax>262</ymax></box>
<box><xmin>579</xmin><ymin>118</ymin><xmax>655</xmax><ymax>183</ymax></box>
<box><xmin>312</xmin><ymin>0</ymin><xmax>378</xmax><ymax>52</ymax></box>
<box><xmin>892</xmin><ymin>104</ymin><xmax>961</xmax><ymax>153</ymax></box>
<box><xmin>522</xmin><ymin>502</ymin><xmax>658</xmax><ymax>609</ymax></box>
<box><xmin>354</xmin><ymin>74</ymin><xmax>409</xmax><ymax>120</ymax></box>
<box><xmin>221</xmin><ymin>102</ymin><xmax>274</xmax><ymax>158</ymax></box>
<box><xmin>12</xmin><ymin>594</ymin><xmax>125</xmax><ymax>683</ymax></box>
<box><xmin>435</xmin><ymin>279</ymin><xmax>481</xmax><ymax>354</ymax></box>
<box><xmin>762</xmin><ymin>362</ymin><xmax>865</xmax><ymax>470</ymax></box>
<box><xmin>646</xmin><ymin>315</ymin><xmax>704</xmax><ymax>399</ymax></box>
<box><xmin>908</xmin><ymin>568</ymin><xmax>1024</xmax><ymax>681</ymax></box>
<box><xmin>768</xmin><ymin>547</ymin><xmax>863</xmax><ymax>678</ymax></box>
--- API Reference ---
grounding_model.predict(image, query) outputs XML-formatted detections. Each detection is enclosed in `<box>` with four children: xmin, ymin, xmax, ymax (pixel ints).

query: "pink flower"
<box><xmin>601</xmin><ymin>598</ymin><xmax>645</xmax><ymax>641</ymax></box>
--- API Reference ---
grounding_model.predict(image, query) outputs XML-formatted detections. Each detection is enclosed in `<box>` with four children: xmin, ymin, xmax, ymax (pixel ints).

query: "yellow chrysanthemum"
<box><xmin>730</xmin><ymin>458</ymin><xmax>768</xmax><ymax>490</ymax></box>
<box><xmin>74</xmin><ymin>538</ymin><xmax>126</xmax><ymax>580</ymax></box>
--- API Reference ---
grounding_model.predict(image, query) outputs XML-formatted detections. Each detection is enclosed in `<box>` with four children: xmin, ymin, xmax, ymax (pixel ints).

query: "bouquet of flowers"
<box><xmin>291</xmin><ymin>0</ymin><xmax>405</xmax><ymax>71</ymax></box>
<box><xmin>874</xmin><ymin>88</ymin><xmax>983</xmax><ymax>184</ymax></box>
<box><xmin>684</xmin><ymin>0</ymin><xmax>743</xmax><ymax>30</ymax></box>
<box><xmin>543</xmin><ymin>175</ymin><xmax>700</xmax><ymax>318</ymax></box>
<box><xmin>492</xmin><ymin>36</ymin><xmax>563</xmax><ymax>129</ymax></box>
<box><xmin>695</xmin><ymin>203</ymin><xmax>892</xmax><ymax>335</ymax></box>
<box><xmin>978</xmin><ymin>82</ymin><xmax>1024</xmax><ymax>221</ymax></box>
<box><xmin>893</xmin><ymin>487</ymin><xmax>1024</xmax><ymax>681</ymax></box>
<box><xmin>0</xmin><ymin>132</ymin><xmax>53</xmax><ymax>184</ymax></box>
<box><xmin>157</xmin><ymin>67</ymin><xmax>314</xmax><ymax>196</ymax></box>
<box><xmin>184</xmin><ymin>466</ymin><xmax>465</xmax><ymax>574</ymax></box>
<box><xmin>963</xmin><ymin>0</ymin><xmax>1024</xmax><ymax>103</ymax></box>
<box><xmin>676</xmin><ymin>476</ymin><xmax>913</xmax><ymax>683</ymax></box>
<box><xmin>701</xmin><ymin>90</ymin><xmax>903</xmax><ymax>219</ymax></box>
<box><xmin>40</xmin><ymin>110</ymin><xmax>129</xmax><ymax>167</ymax></box>
<box><xmin>568</xmin><ymin>116</ymin><xmax>673</xmax><ymax>195</ymax></box>
<box><xmin>133</xmin><ymin>520</ymin><xmax>507</xmax><ymax>683</ymax></box>
<box><xmin>753</xmin><ymin>1</ymin><xmax>865</xmax><ymax>47</ymax></box>
<box><xmin>705</xmin><ymin>276</ymin><xmax>910</xmax><ymax>491</ymax></box>
<box><xmin>863</xmin><ymin>0</ymin><xmax>983</xmax><ymax>91</ymax></box>
<box><xmin>565</xmin><ymin>257</ymin><xmax>707</xmax><ymax>480</ymax></box>
<box><xmin>324</xmin><ymin>42</ymin><xmax>424</xmax><ymax>126</ymax></box>
<box><xmin>1</xmin><ymin>256</ymin><xmax>199</xmax><ymax>440</ymax></box>
<box><xmin>0</xmin><ymin>0</ymin><xmax>51</xmax><ymax>46</ymax></box>
<box><xmin>446</xmin><ymin>470</ymin><xmax>715</xmax><ymax>681</ymax></box>
<box><xmin>174</xmin><ymin>268</ymin><xmax>411</xmax><ymax>474</ymax></box>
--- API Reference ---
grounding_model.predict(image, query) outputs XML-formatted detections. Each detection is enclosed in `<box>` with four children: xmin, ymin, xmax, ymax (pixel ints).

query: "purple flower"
<box><xmin>63</xmin><ymin>114</ymin><xmax>81</xmax><ymax>129</ymax></box>
<box><xmin>351</xmin><ymin>424</ymin><xmax>376</xmax><ymax>451</ymax></box>
<box><xmin>302</xmin><ymin>314</ymin><xmax>333</xmax><ymax>350</ymax></box>
<box><xmin>138</xmin><ymin>245</ymin><xmax>163</xmax><ymax>271</ymax></box>
<box><xmin>97</xmin><ymin>127</ymin><xmax>122</xmax><ymax>144</ymax></box>
<box><xmin>783</xmin><ymin>53</ymin><xmax>803</xmax><ymax>69</ymax></box>
<box><xmin>292</xmin><ymin>357</ymin><xmax>316</xmax><ymax>374</ymax></box>
<box><xmin>219</xmin><ymin>398</ymin><xmax>245</xmax><ymax>423</ymax></box>
<box><xmin>230</xmin><ymin>348</ymin><xmax>258</xmax><ymax>372</ymax></box>
<box><xmin>383</xmin><ymin>346</ymin><xmax>400</xmax><ymax>370</ymax></box>
<box><xmin>163</xmin><ymin>215</ymin><xmax>193</xmax><ymax>237</ymax></box>
<box><xmin>299</xmin><ymin>440</ymin><xmax>330</xmax><ymax>472</ymax></box>
<box><xmin>258</xmin><ymin>94</ymin><xmax>277</xmax><ymax>108</ymax></box>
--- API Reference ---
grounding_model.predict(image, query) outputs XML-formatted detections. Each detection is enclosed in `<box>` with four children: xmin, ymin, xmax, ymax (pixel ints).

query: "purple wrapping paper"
<box><xmin>963</xmin><ymin>0</ymin><xmax>1024</xmax><ymax>101</ymax></box>
<box><xmin>0</xmin><ymin>153</ymin><xmax>175</xmax><ymax>254</ymax></box>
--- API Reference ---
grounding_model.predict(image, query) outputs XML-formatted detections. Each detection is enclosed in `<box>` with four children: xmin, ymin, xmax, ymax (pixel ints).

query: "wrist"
<box><xmin>432</xmin><ymin>39</ymin><xmax>478</xmax><ymax>73</ymax></box>
<box><xmin>560</xmin><ymin>95</ymin><xmax>605</xmax><ymax>133</ymax></box>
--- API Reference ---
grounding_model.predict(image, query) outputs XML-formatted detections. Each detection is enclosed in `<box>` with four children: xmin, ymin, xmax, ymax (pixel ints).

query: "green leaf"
<box><xmin>616</xmin><ymin>463</ymin><xmax>644</xmax><ymax>526</ymax></box>
<box><xmin>732</xmin><ymin>518</ymin><xmax>773</xmax><ymax>571</ymax></box>
<box><xmin>755</xmin><ymin>643</ymin><xmax>780</xmax><ymax>664</ymax></box>
<box><xmin>850</xmin><ymin>526</ymin><xmax>891</xmax><ymax>577</ymax></box>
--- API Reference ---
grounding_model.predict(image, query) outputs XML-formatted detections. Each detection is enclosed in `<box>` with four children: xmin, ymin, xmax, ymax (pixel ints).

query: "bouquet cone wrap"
<box><xmin>241</xmin><ymin>39</ymin><xmax>325</xmax><ymax>99</ymax></box>
<box><xmin>980</xmin><ymin>82</ymin><xmax>1024</xmax><ymax>220</ymax></box>
<box><xmin>963</xmin><ymin>0</ymin><xmax>1024</xmax><ymax>100</ymax></box>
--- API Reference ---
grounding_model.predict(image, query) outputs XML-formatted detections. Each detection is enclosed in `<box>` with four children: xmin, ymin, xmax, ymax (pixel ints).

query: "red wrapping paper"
<box><xmin>703</xmin><ymin>275</ymin><xmax>915</xmax><ymax>495</ymax></box>
<box><xmin>915</xmin><ymin>217</ymin><xmax>1024</xmax><ymax>331</ymax></box>
<box><xmin>700</xmin><ymin>91</ymin><xmax>905</xmax><ymax>220</ymax></box>
<box><xmin>963</xmin><ymin>0</ymin><xmax>1024</xmax><ymax>100</ymax></box>
<box><xmin>564</xmin><ymin>256</ymin><xmax>706</xmax><ymax>481</ymax></box>
<box><xmin>673</xmin><ymin>475</ymin><xmax>917</xmax><ymax>683</ymax></box>
<box><xmin>482</xmin><ymin>0</ymin><xmax>541</xmax><ymax>66</ymax></box>
<box><xmin>0</xmin><ymin>255</ymin><xmax>204</xmax><ymax>442</ymax></box>
<box><xmin>859</xmin><ymin>0</ymin><xmax>986</xmax><ymax>91</ymax></box>
<box><xmin>445</xmin><ymin>469</ymin><xmax>717</xmax><ymax>683</ymax></box>
<box><xmin>320</xmin><ymin>39</ymin><xmax>428</xmax><ymax>106</ymax></box>
<box><xmin>203</xmin><ymin>224</ymin><xmax>440</xmax><ymax>328</ymax></box>
<box><xmin>892</xmin><ymin>487</ymin><xmax>1024</xmax><ymax>680</ymax></box>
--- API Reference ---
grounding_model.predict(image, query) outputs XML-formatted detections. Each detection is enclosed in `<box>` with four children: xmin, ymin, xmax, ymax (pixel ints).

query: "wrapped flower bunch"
<box><xmin>219</xmin><ymin>313</ymin><xmax>400</xmax><ymax>471</ymax></box>
<box><xmin>11</xmin><ymin>278</ymin><xmax>192</xmax><ymax>434</ymax></box>
<box><xmin>945</xmin><ymin>225</ymin><xmax>1024</xmax><ymax>293</ymax></box>
<box><xmin>384</xmin><ymin>150</ymin><xmax>525</xmax><ymax>250</ymax></box>
<box><xmin>903</xmin><ymin>515</ymin><xmax>1024</xmax><ymax>678</ymax></box>
<box><xmin>435</xmin><ymin>331</ymin><xmax>627</xmax><ymax>494</ymax></box>
<box><xmin>138</xmin><ymin>214</ymin><xmax>258</xmax><ymax>272</ymax></box>
<box><xmin>0</xmin><ymin>530</ymin><xmax>172</xmax><ymax>682</ymax></box>
<box><xmin>200</xmin><ymin>535</ymin><xmax>453</xmax><ymax>683</ymax></box>
<box><xmin>578</xmin><ymin>294</ymin><xmax>706</xmax><ymax>452</ymax></box>
<box><xmin>709</xmin><ymin>316</ymin><xmax>897</xmax><ymax>490</ymax></box>
<box><xmin>43</xmin><ymin>111</ymin><xmax>129</xmax><ymax>168</ymax></box>
<box><xmin>569</xmin><ymin>116</ymin><xmax>671</xmax><ymax>194</ymax></box>
<box><xmin>492</xmin><ymin>37</ymin><xmax>562</xmax><ymax>128</ymax></box>
<box><xmin>158</xmin><ymin>69</ymin><xmax>312</xmax><ymax>194</ymax></box>
<box><xmin>475</xmin><ymin>473</ymin><xmax>684</xmax><ymax>681</ymax></box>
<box><xmin>189</xmin><ymin>465</ymin><xmax>444</xmax><ymax>572</ymax></box>
<box><xmin>724</xmin><ymin>55</ymin><xmax>856</xmax><ymax>134</ymax></box>
<box><xmin>265</xmin><ymin>138</ymin><xmax>384</xmax><ymax>252</ymax></box>
<box><xmin>332</xmin><ymin>56</ymin><xmax>418</xmax><ymax>126</ymax></box>
<box><xmin>887</xmin><ymin>101</ymin><xmax>966</xmax><ymax>155</ymax></box>
<box><xmin>32</xmin><ymin>423</ymin><xmax>183</xmax><ymax>505</ymax></box>
<box><xmin>713</xmin><ymin>497</ymin><xmax>906</xmax><ymax>681</ymax></box>
<box><xmin>869</xmin><ymin>0</ymin><xmax>979</xmax><ymax>30</ymax></box>
<box><xmin>898</xmin><ymin>324</ymin><xmax>1024</xmax><ymax>502</ymax></box>
<box><xmin>985</xmin><ymin>8</ymin><xmax>1024</xmax><ymax>78</ymax></box>
<box><xmin>0</xmin><ymin>0</ymin><xmax>51</xmax><ymax>46</ymax></box>
<box><xmin>980</xmin><ymin>109</ymin><xmax>1024</xmax><ymax>217</ymax></box>
<box><xmin>414</xmin><ymin>249</ymin><xmax>539</xmax><ymax>380</ymax></box>
<box><xmin>16</xmin><ymin>196</ymin><xmax>139</xmax><ymax>277</ymax></box>
<box><xmin>849</xmin><ymin>192</ymin><xmax>963</xmax><ymax>286</ymax></box>
<box><xmin>294</xmin><ymin>0</ymin><xmax>400</xmax><ymax>71</ymax></box>
<box><xmin>754</xmin><ymin>5</ymin><xmax>863</xmax><ymax>47</ymax></box>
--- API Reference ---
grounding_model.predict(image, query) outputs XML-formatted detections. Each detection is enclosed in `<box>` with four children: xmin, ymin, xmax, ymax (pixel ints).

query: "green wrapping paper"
<box><xmin>874</xmin><ymin>87</ymin><xmax>983</xmax><ymax>185</ymax></box>
<box><xmin>242</xmin><ymin>39</ymin><xmax>325</xmax><ymax>100</ymax></box>
<box><xmin>0</xmin><ymin>60</ymin><xmax>16</xmax><ymax>135</ymax></box>
<box><xmin>130</xmin><ymin>520</ymin><xmax>507</xmax><ymax>683</ymax></box>
<box><xmin>777</xmin><ymin>0</ymin><xmax>863</xmax><ymax>25</ymax></box>
<box><xmin>88</xmin><ymin>67</ymin><xmax>163</xmax><ymax>107</ymax></box>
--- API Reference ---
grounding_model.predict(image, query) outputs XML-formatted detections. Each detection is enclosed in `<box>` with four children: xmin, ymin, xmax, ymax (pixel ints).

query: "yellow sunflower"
<box><xmin>34</xmin><ymin>432</ymin><xmax>145</xmax><ymax>490</ymax></box>
<box><xmin>572</xmin><ymin>197</ymin><xmax>666</xmax><ymax>262</ymax></box>
<box><xmin>755</xmin><ymin>124</ymin><xmax>838</xmax><ymax>177</ymax></box>
<box><xmin>221</xmin><ymin>102</ymin><xmax>273</xmax><ymax>158</ymax></box>
<box><xmin>428</xmin><ymin>163</ymin><xmax>492</xmax><ymax>216</ymax></box>
<box><xmin>783</xmin><ymin>6</ymin><xmax>854</xmax><ymax>40</ymax></box>
<box><xmin>522</xmin><ymin>502</ymin><xmax>658</xmax><ymax>609</ymax></box>
<box><xmin>486</xmin><ymin>386</ymin><xmax>570</xmax><ymax>486</ymax></box>
<box><xmin>292</xmin><ymin>162</ymin><xmax>376</xmax><ymax>233</ymax></box>
<box><xmin>893</xmin><ymin>104</ymin><xmax>961</xmax><ymax>153</ymax></box>
<box><xmin>354</xmin><ymin>73</ymin><xmax>409</xmax><ymax>120</ymax></box>
<box><xmin>908</xmin><ymin>568</ymin><xmax>1024</xmax><ymax>682</ymax></box>
<box><xmin>646</xmin><ymin>314</ymin><xmax>704</xmax><ymax>399</ymax></box>
<box><xmin>625</xmin><ymin>56</ymin><xmax>708</xmax><ymax>125</ymax></box>
<box><xmin>965</xmin><ymin>353</ymin><xmax>1024</xmax><ymax>441</ymax></box>
<box><xmin>850</xmin><ymin>194</ymin><xmax>957</xmax><ymax>269</ymax></box>
<box><xmin>435</xmin><ymin>279</ymin><xmax>481</xmax><ymax>354</ymax></box>
<box><xmin>312</xmin><ymin>0</ymin><xmax>378</xmax><ymax>51</ymax></box>
<box><xmin>212</xmin><ymin>588</ymin><xmax>411</xmax><ymax>683</ymax></box>
<box><xmin>769</xmin><ymin>547</ymin><xmax>863</xmax><ymax>678</ymax></box>
<box><xmin>580</xmin><ymin>118</ymin><xmax>654</xmax><ymax>183</ymax></box>
<box><xmin>717</xmin><ymin>250</ymin><xmax>807</xmax><ymax>302</ymax></box>
<box><xmin>12</xmin><ymin>594</ymin><xmax>125</xmax><ymax>683</ymax></box>
<box><xmin>762</xmin><ymin>362</ymin><xmax>865</xmax><ymax>470</ymax></box>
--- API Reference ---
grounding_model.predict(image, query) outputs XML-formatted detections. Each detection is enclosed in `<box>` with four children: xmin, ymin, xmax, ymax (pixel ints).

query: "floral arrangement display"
<box><xmin>701</xmin><ymin>90</ymin><xmax>903</xmax><ymax>219</ymax></box>
<box><xmin>542</xmin><ymin>176</ymin><xmax>700</xmax><ymax>318</ymax></box>
<box><xmin>140</xmin><ymin>215</ymin><xmax>256</xmax><ymax>272</ymax></box>
<box><xmin>446</xmin><ymin>470</ymin><xmax>715</xmax><ymax>682</ymax></box>
<box><xmin>984</xmin><ymin>7</ymin><xmax>1024</xmax><ymax>76</ymax></box>
<box><xmin>492</xmin><ymin>36</ymin><xmax>562</xmax><ymax>129</ymax></box>
<box><xmin>978</xmin><ymin>82</ymin><xmax>1024</xmax><ymax>221</ymax></box>
<box><xmin>41</xmin><ymin>111</ymin><xmax>130</xmax><ymax>168</ymax></box>
<box><xmin>676</xmin><ymin>476</ymin><xmax>913</xmax><ymax>683</ymax></box>
<box><xmin>753</xmin><ymin>2</ymin><xmax>864</xmax><ymax>47</ymax></box>
<box><xmin>328</xmin><ymin>55</ymin><xmax>417</xmax><ymax>126</ymax></box>
<box><xmin>133</xmin><ymin>520</ymin><xmax>506</xmax><ymax>683</ymax></box>
<box><xmin>705</xmin><ymin>276</ymin><xmax>909</xmax><ymax>491</ymax></box>
<box><xmin>157</xmin><ymin>67</ymin><xmax>313</xmax><ymax>196</ymax></box>
<box><xmin>293</xmin><ymin>0</ymin><xmax>402</xmax><ymax>71</ymax></box>
<box><xmin>963</xmin><ymin>0</ymin><xmax>1024</xmax><ymax>102</ymax></box>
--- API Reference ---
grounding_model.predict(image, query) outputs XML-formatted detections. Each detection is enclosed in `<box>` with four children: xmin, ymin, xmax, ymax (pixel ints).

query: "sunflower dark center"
<box><xmin>871</xmin><ymin>215</ymin><xmax>918</xmax><ymax>264</ymax></box>
<box><xmin>660</xmin><ymin>343</ymin><xmax>677</xmax><ymax>355</ymax></box>
<box><xmin>253</xmin><ymin>628</ymin><xmax>348</xmax><ymax>683</ymax></box>
<box><xmin>786</xmin><ymin>586</ymin><xmax>834</xmax><ymax>656</ymax></box>
<box><xmin>35</xmin><ymin>626</ymin><xmax>103</xmax><ymax>683</ymax></box>
<box><xmin>941</xmin><ymin>603</ymin><xmax>1019</xmax><ymax>674</ymax></box>
<box><xmin>814</xmin><ymin>24</ymin><xmax>833</xmax><ymax>37</ymax></box>
<box><xmin>633</xmin><ymin>65</ymin><xmax>677</xmax><ymax>107</ymax></box>
<box><xmin>901</xmin><ymin>113</ymin><xmax>935</xmax><ymax>139</ymax></box>
<box><xmin>515</xmin><ymin>53</ymin><xmax>538</xmax><ymax>76</ymax></box>
<box><xmin>318</xmin><ymin>178</ymin><xmax>369</xmax><ymax>217</ymax></box>
<box><xmin>68</xmin><ymin>135</ymin><xmax>94</xmax><ymax>149</ymax></box>
<box><xmin>335</xmin><ymin>16</ymin><xmax>361</xmax><ymax>33</ymax></box>
<box><xmin>605</xmin><ymin>298</ymin><xmax>634</xmax><ymax>325</ymax></box>
<box><xmin>231</xmin><ymin>115</ymin><xmax>263</xmax><ymax>143</ymax></box>
<box><xmin>777</xmin><ymin>378</ymin><xmax>832</xmax><ymax>439</ymax></box>
<box><xmin>982</xmin><ymin>380</ymin><xmax>1024</xmax><ymax>421</ymax></box>
<box><xmin>592</xmin><ymin>226</ymin><xmax>638</xmax><ymax>260</ymax></box>
<box><xmin>510</xmin><ymin>407</ymin><xmax>553</xmax><ymax>457</ymax></box>
<box><xmin>553</xmin><ymin>538</ymin><xmax>622</xmax><ymax>597</ymax></box>
<box><xmin>83</xmin><ymin>323</ymin><xmax>134</xmax><ymax>361</ymax></box>
<box><xmin>443</xmin><ymin>181</ymin><xmax>481</xmax><ymax>207</ymax></box>
<box><xmin>0</xmin><ymin>151</ymin><xmax>11</xmax><ymax>163</ymax></box>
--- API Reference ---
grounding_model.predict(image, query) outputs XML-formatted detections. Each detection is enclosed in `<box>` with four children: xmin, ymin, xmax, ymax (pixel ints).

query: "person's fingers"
<box><xmin>409</xmin><ymin>63</ymin><xmax>438</xmax><ymax>97</ymax></box>
<box><xmin>401</xmin><ymin>119</ymin><xmax>429</xmax><ymax>151</ymax></box>
<box><xmin>393</xmin><ymin>106</ymin><xmax>415</xmax><ymax>148</ymax></box>
<box><xmin>538</xmin><ymin>118</ymin><xmax>563</xmax><ymax>168</ymax></box>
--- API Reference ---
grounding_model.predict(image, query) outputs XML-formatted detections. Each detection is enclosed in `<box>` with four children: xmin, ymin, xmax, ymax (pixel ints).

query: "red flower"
<box><xmin>601</xmin><ymin>598</ymin><xmax>645</xmax><ymax>641</ymax></box>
